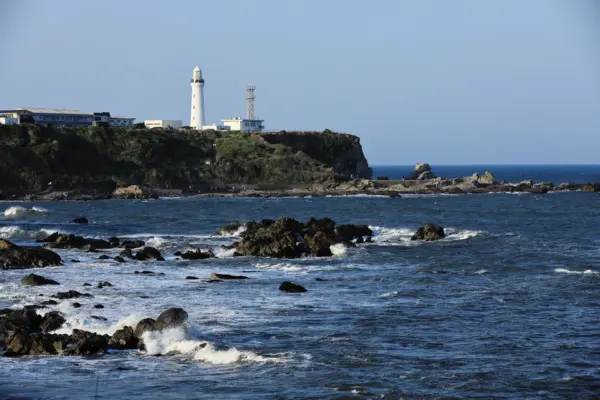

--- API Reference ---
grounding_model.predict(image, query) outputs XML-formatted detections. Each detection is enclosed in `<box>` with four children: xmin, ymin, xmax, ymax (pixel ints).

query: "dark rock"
<box><xmin>64</xmin><ymin>332</ymin><xmax>108</xmax><ymax>356</ymax></box>
<box><xmin>114</xmin><ymin>256</ymin><xmax>126</xmax><ymax>263</ymax></box>
<box><xmin>135</xmin><ymin>270</ymin><xmax>156</xmax><ymax>275</ymax></box>
<box><xmin>154</xmin><ymin>308</ymin><xmax>188</xmax><ymax>331</ymax></box>
<box><xmin>72</xmin><ymin>217</ymin><xmax>89</xmax><ymax>224</ymax></box>
<box><xmin>21</xmin><ymin>273</ymin><xmax>59</xmax><ymax>286</ymax></box>
<box><xmin>335</xmin><ymin>224</ymin><xmax>372</xmax><ymax>242</ymax></box>
<box><xmin>185</xmin><ymin>276</ymin><xmax>199</xmax><ymax>280</ymax></box>
<box><xmin>411</xmin><ymin>224</ymin><xmax>446</xmax><ymax>241</ymax></box>
<box><xmin>304</xmin><ymin>217</ymin><xmax>336</xmax><ymax>236</ymax></box>
<box><xmin>53</xmin><ymin>290</ymin><xmax>93</xmax><ymax>300</ymax></box>
<box><xmin>174</xmin><ymin>249</ymin><xmax>215</xmax><ymax>260</ymax></box>
<box><xmin>279</xmin><ymin>281</ymin><xmax>307</xmax><ymax>293</ymax></box>
<box><xmin>93</xmin><ymin>304</ymin><xmax>104</xmax><ymax>309</ymax></box>
<box><xmin>134</xmin><ymin>318</ymin><xmax>156</xmax><ymax>338</ymax></box>
<box><xmin>134</xmin><ymin>247</ymin><xmax>164</xmax><ymax>261</ymax></box>
<box><xmin>108</xmin><ymin>326</ymin><xmax>138</xmax><ymax>350</ymax></box>
<box><xmin>4</xmin><ymin>331</ymin><xmax>67</xmax><ymax>356</ymax></box>
<box><xmin>40</xmin><ymin>311</ymin><xmax>65</xmax><ymax>333</ymax></box>
<box><xmin>40</xmin><ymin>300</ymin><xmax>58</xmax><ymax>306</ymax></box>
<box><xmin>315</xmin><ymin>278</ymin><xmax>328</xmax><ymax>282</ymax></box>
<box><xmin>119</xmin><ymin>248</ymin><xmax>133</xmax><ymax>258</ymax></box>
<box><xmin>91</xmin><ymin>315</ymin><xmax>108</xmax><ymax>321</ymax></box>
<box><xmin>72</xmin><ymin>302</ymin><xmax>82</xmax><ymax>308</ymax></box>
<box><xmin>71</xmin><ymin>259</ymin><xmax>80</xmax><ymax>263</ymax></box>
<box><xmin>303</xmin><ymin>231</ymin><xmax>333</xmax><ymax>257</ymax></box>
<box><xmin>215</xmin><ymin>221</ymin><xmax>243</xmax><ymax>236</ymax></box>
<box><xmin>0</xmin><ymin>239</ymin><xmax>62</xmax><ymax>270</ymax></box>
<box><xmin>82</xmin><ymin>283</ymin><xmax>92</xmax><ymax>287</ymax></box>
<box><xmin>210</xmin><ymin>273</ymin><xmax>248</xmax><ymax>280</ymax></box>
<box><xmin>98</xmin><ymin>255</ymin><xmax>110</xmax><ymax>260</ymax></box>
<box><xmin>41</xmin><ymin>233</ymin><xmax>113</xmax><ymax>251</ymax></box>
<box><xmin>0</xmin><ymin>308</ymin><xmax>42</xmax><ymax>341</ymax></box>
<box><xmin>235</xmin><ymin>217</ymin><xmax>305</xmax><ymax>259</ymax></box>
<box><xmin>97</xmin><ymin>281</ymin><xmax>113</xmax><ymax>288</ymax></box>
<box><xmin>108</xmin><ymin>237</ymin><xmax>120</xmax><ymax>247</ymax></box>
<box><xmin>119</xmin><ymin>240</ymin><xmax>145</xmax><ymax>249</ymax></box>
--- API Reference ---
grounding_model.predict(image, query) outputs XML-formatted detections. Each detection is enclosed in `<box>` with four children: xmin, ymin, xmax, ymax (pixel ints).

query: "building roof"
<box><xmin>17</xmin><ymin>107</ymin><xmax>93</xmax><ymax>115</ymax></box>
<box><xmin>110</xmin><ymin>116</ymin><xmax>136</xmax><ymax>120</ymax></box>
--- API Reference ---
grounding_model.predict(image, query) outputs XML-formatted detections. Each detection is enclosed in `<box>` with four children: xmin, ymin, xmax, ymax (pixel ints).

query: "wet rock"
<box><xmin>41</xmin><ymin>233</ymin><xmax>113</xmax><ymax>251</ymax></box>
<box><xmin>21</xmin><ymin>273</ymin><xmax>59</xmax><ymax>286</ymax></box>
<box><xmin>335</xmin><ymin>224</ymin><xmax>373</xmax><ymax>242</ymax></box>
<box><xmin>303</xmin><ymin>231</ymin><xmax>333</xmax><ymax>257</ymax></box>
<box><xmin>64</xmin><ymin>332</ymin><xmax>108</xmax><ymax>356</ymax></box>
<box><xmin>210</xmin><ymin>273</ymin><xmax>248</xmax><ymax>280</ymax></box>
<box><xmin>0</xmin><ymin>308</ymin><xmax>42</xmax><ymax>341</ymax></box>
<box><xmin>108</xmin><ymin>237</ymin><xmax>120</xmax><ymax>247</ymax></box>
<box><xmin>40</xmin><ymin>311</ymin><xmax>65</xmax><ymax>333</ymax></box>
<box><xmin>134</xmin><ymin>318</ymin><xmax>156</xmax><ymax>338</ymax></box>
<box><xmin>279</xmin><ymin>281</ymin><xmax>307</xmax><ymax>293</ymax></box>
<box><xmin>4</xmin><ymin>331</ymin><xmax>67</xmax><ymax>356</ymax></box>
<box><xmin>119</xmin><ymin>240</ymin><xmax>145</xmax><ymax>249</ymax></box>
<box><xmin>134</xmin><ymin>247</ymin><xmax>164</xmax><ymax>261</ymax></box>
<box><xmin>411</xmin><ymin>224</ymin><xmax>446</xmax><ymax>241</ymax></box>
<box><xmin>72</xmin><ymin>217</ymin><xmax>88</xmax><ymax>224</ymax></box>
<box><xmin>71</xmin><ymin>259</ymin><xmax>80</xmax><ymax>263</ymax></box>
<box><xmin>119</xmin><ymin>248</ymin><xmax>133</xmax><ymax>258</ymax></box>
<box><xmin>108</xmin><ymin>326</ymin><xmax>138</xmax><ymax>350</ymax></box>
<box><xmin>53</xmin><ymin>290</ymin><xmax>93</xmax><ymax>300</ymax></box>
<box><xmin>93</xmin><ymin>304</ymin><xmax>104</xmax><ymax>309</ymax></box>
<box><xmin>135</xmin><ymin>270</ymin><xmax>159</xmax><ymax>276</ymax></box>
<box><xmin>0</xmin><ymin>239</ymin><xmax>62</xmax><ymax>270</ymax></box>
<box><xmin>154</xmin><ymin>308</ymin><xmax>188</xmax><ymax>331</ymax></box>
<box><xmin>185</xmin><ymin>276</ymin><xmax>199</xmax><ymax>280</ymax></box>
<box><xmin>114</xmin><ymin>256</ymin><xmax>126</xmax><ymax>263</ymax></box>
<box><xmin>98</xmin><ymin>255</ymin><xmax>110</xmax><ymax>260</ymax></box>
<box><xmin>174</xmin><ymin>249</ymin><xmax>215</xmax><ymax>260</ymax></box>
<box><xmin>82</xmin><ymin>283</ymin><xmax>92</xmax><ymax>287</ymax></box>
<box><xmin>91</xmin><ymin>315</ymin><xmax>108</xmax><ymax>321</ymax></box>
<box><xmin>315</xmin><ymin>278</ymin><xmax>328</xmax><ymax>282</ymax></box>
<box><xmin>215</xmin><ymin>221</ymin><xmax>243</xmax><ymax>236</ymax></box>
<box><xmin>72</xmin><ymin>302</ymin><xmax>82</xmax><ymax>308</ymax></box>
<box><xmin>40</xmin><ymin>300</ymin><xmax>58</xmax><ymax>306</ymax></box>
<box><xmin>97</xmin><ymin>281</ymin><xmax>113</xmax><ymax>289</ymax></box>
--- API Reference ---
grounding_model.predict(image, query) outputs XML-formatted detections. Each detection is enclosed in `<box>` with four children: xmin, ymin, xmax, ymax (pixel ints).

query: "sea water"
<box><xmin>0</xmin><ymin>180</ymin><xmax>599</xmax><ymax>398</ymax></box>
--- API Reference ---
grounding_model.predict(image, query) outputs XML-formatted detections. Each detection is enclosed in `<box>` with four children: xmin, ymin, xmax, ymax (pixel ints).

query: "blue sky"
<box><xmin>1</xmin><ymin>0</ymin><xmax>598</xmax><ymax>164</ymax></box>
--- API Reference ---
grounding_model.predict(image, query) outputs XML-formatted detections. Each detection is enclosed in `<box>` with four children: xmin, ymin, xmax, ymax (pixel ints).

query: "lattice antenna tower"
<box><xmin>246</xmin><ymin>85</ymin><xmax>256</xmax><ymax>120</ymax></box>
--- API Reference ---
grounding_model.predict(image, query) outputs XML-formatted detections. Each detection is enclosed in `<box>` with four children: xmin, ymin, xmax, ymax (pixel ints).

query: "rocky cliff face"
<box><xmin>260</xmin><ymin>131</ymin><xmax>372</xmax><ymax>179</ymax></box>
<box><xmin>0</xmin><ymin>125</ymin><xmax>371</xmax><ymax>198</ymax></box>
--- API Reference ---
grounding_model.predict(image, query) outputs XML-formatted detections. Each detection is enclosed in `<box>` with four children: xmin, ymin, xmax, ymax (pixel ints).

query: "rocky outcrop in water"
<box><xmin>232</xmin><ymin>217</ymin><xmax>371</xmax><ymax>259</ymax></box>
<box><xmin>279</xmin><ymin>281</ymin><xmax>307</xmax><ymax>293</ymax></box>
<box><xmin>21</xmin><ymin>273</ymin><xmax>59</xmax><ymax>286</ymax></box>
<box><xmin>174</xmin><ymin>249</ymin><xmax>215</xmax><ymax>260</ymax></box>
<box><xmin>0</xmin><ymin>239</ymin><xmax>62</xmax><ymax>269</ymax></box>
<box><xmin>411</xmin><ymin>224</ymin><xmax>446</xmax><ymax>241</ymax></box>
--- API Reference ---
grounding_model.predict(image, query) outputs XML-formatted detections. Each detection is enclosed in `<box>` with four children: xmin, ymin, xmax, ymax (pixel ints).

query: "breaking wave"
<box><xmin>0</xmin><ymin>226</ymin><xmax>23</xmax><ymax>238</ymax></box>
<box><xmin>554</xmin><ymin>268</ymin><xmax>599</xmax><ymax>275</ymax></box>
<box><xmin>369</xmin><ymin>226</ymin><xmax>484</xmax><ymax>246</ymax></box>
<box><xmin>3</xmin><ymin>206</ymin><xmax>49</xmax><ymax>217</ymax></box>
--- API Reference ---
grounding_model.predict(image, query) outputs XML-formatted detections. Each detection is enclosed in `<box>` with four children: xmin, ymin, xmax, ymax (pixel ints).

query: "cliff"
<box><xmin>0</xmin><ymin>124</ymin><xmax>371</xmax><ymax>198</ymax></box>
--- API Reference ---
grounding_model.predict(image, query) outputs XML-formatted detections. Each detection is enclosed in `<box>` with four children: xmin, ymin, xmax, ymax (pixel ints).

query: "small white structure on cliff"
<box><xmin>221</xmin><ymin>85</ymin><xmax>265</xmax><ymax>133</ymax></box>
<box><xmin>190</xmin><ymin>66</ymin><xmax>205</xmax><ymax>129</ymax></box>
<box><xmin>144</xmin><ymin>120</ymin><xmax>182</xmax><ymax>129</ymax></box>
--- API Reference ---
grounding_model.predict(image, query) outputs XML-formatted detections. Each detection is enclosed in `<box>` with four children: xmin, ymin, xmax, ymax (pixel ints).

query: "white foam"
<box><xmin>379</xmin><ymin>291</ymin><xmax>399</xmax><ymax>298</ymax></box>
<box><xmin>142</xmin><ymin>327</ymin><xmax>283</xmax><ymax>364</ymax></box>
<box><xmin>3</xmin><ymin>206</ymin><xmax>49</xmax><ymax>217</ymax></box>
<box><xmin>214</xmin><ymin>246</ymin><xmax>236</xmax><ymax>258</ymax></box>
<box><xmin>475</xmin><ymin>269</ymin><xmax>488</xmax><ymax>275</ymax></box>
<box><xmin>145</xmin><ymin>236</ymin><xmax>168</xmax><ymax>249</ymax></box>
<box><xmin>554</xmin><ymin>268</ymin><xmax>599</xmax><ymax>275</ymax></box>
<box><xmin>0</xmin><ymin>226</ymin><xmax>22</xmax><ymax>237</ymax></box>
<box><xmin>330</xmin><ymin>243</ymin><xmax>348</xmax><ymax>256</ymax></box>
<box><xmin>445</xmin><ymin>228</ymin><xmax>483</xmax><ymax>240</ymax></box>
<box><xmin>370</xmin><ymin>225</ymin><xmax>485</xmax><ymax>246</ymax></box>
<box><xmin>215</xmin><ymin>224</ymin><xmax>247</xmax><ymax>237</ymax></box>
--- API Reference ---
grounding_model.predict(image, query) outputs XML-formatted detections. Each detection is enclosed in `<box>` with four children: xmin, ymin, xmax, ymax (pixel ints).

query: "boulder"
<box><xmin>72</xmin><ymin>217</ymin><xmax>89</xmax><ymax>224</ymax></box>
<box><xmin>41</xmin><ymin>233</ymin><xmax>113</xmax><ymax>251</ymax></box>
<box><xmin>185</xmin><ymin>276</ymin><xmax>199</xmax><ymax>280</ymax></box>
<box><xmin>119</xmin><ymin>240</ymin><xmax>145</xmax><ymax>249</ymax></box>
<box><xmin>334</xmin><ymin>224</ymin><xmax>373</xmax><ymax>242</ymax></box>
<box><xmin>98</xmin><ymin>255</ymin><xmax>110</xmax><ymax>260</ymax></box>
<box><xmin>215</xmin><ymin>221</ymin><xmax>243</xmax><ymax>236</ymax></box>
<box><xmin>134</xmin><ymin>318</ymin><xmax>156</xmax><ymax>338</ymax></box>
<box><xmin>210</xmin><ymin>273</ymin><xmax>248</xmax><ymax>280</ymax></box>
<box><xmin>303</xmin><ymin>231</ymin><xmax>333</xmax><ymax>257</ymax></box>
<box><xmin>174</xmin><ymin>249</ymin><xmax>215</xmax><ymax>260</ymax></box>
<box><xmin>53</xmin><ymin>290</ymin><xmax>93</xmax><ymax>300</ymax></box>
<box><xmin>0</xmin><ymin>240</ymin><xmax>62</xmax><ymax>270</ymax></box>
<box><xmin>93</xmin><ymin>304</ymin><xmax>104</xmax><ymax>309</ymax></box>
<box><xmin>583</xmin><ymin>183</ymin><xmax>600</xmax><ymax>192</ymax></box>
<box><xmin>108</xmin><ymin>326</ymin><xmax>138</xmax><ymax>350</ymax></box>
<box><xmin>279</xmin><ymin>281</ymin><xmax>307</xmax><ymax>293</ymax></box>
<box><xmin>40</xmin><ymin>300</ymin><xmax>58</xmax><ymax>306</ymax></box>
<box><xmin>40</xmin><ymin>311</ymin><xmax>65</xmax><ymax>333</ymax></box>
<box><xmin>97</xmin><ymin>281</ymin><xmax>113</xmax><ymax>288</ymax></box>
<box><xmin>112</xmin><ymin>185</ymin><xmax>152</xmax><ymax>199</ymax></box>
<box><xmin>411</xmin><ymin>224</ymin><xmax>446</xmax><ymax>241</ymax></box>
<box><xmin>154</xmin><ymin>308</ymin><xmax>188</xmax><ymax>331</ymax></box>
<box><xmin>114</xmin><ymin>256</ymin><xmax>126</xmax><ymax>263</ymax></box>
<box><xmin>4</xmin><ymin>331</ymin><xmax>67</xmax><ymax>356</ymax></box>
<box><xmin>72</xmin><ymin>302</ymin><xmax>81</xmax><ymax>308</ymax></box>
<box><xmin>64</xmin><ymin>332</ymin><xmax>109</xmax><ymax>356</ymax></box>
<box><xmin>304</xmin><ymin>217</ymin><xmax>336</xmax><ymax>236</ymax></box>
<box><xmin>134</xmin><ymin>247</ymin><xmax>164</xmax><ymax>261</ymax></box>
<box><xmin>119</xmin><ymin>248</ymin><xmax>133</xmax><ymax>258</ymax></box>
<box><xmin>407</xmin><ymin>163</ymin><xmax>433</xmax><ymax>180</ymax></box>
<box><xmin>21</xmin><ymin>273</ymin><xmax>59</xmax><ymax>286</ymax></box>
<box><xmin>472</xmin><ymin>171</ymin><xmax>497</xmax><ymax>186</ymax></box>
<box><xmin>0</xmin><ymin>308</ymin><xmax>42</xmax><ymax>341</ymax></box>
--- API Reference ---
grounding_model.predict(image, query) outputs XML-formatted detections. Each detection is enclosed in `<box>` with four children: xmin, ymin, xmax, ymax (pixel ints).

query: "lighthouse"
<box><xmin>190</xmin><ymin>66</ymin><xmax>205</xmax><ymax>129</ymax></box>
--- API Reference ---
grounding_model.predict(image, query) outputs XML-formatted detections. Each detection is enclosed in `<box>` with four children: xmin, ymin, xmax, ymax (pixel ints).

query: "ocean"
<box><xmin>372</xmin><ymin>164</ymin><xmax>600</xmax><ymax>184</ymax></box>
<box><xmin>0</xmin><ymin>166</ymin><xmax>599</xmax><ymax>399</ymax></box>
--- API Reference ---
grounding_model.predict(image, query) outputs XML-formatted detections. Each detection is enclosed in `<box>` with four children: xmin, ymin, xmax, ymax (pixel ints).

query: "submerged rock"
<box><xmin>72</xmin><ymin>217</ymin><xmax>89</xmax><ymax>224</ymax></box>
<box><xmin>53</xmin><ymin>290</ymin><xmax>93</xmax><ymax>300</ymax></box>
<box><xmin>97</xmin><ymin>281</ymin><xmax>113</xmax><ymax>289</ymax></box>
<box><xmin>21</xmin><ymin>273</ymin><xmax>59</xmax><ymax>286</ymax></box>
<box><xmin>411</xmin><ymin>224</ymin><xmax>446</xmax><ymax>241</ymax></box>
<box><xmin>210</xmin><ymin>273</ymin><xmax>248</xmax><ymax>280</ymax></box>
<box><xmin>279</xmin><ymin>281</ymin><xmax>307</xmax><ymax>293</ymax></box>
<box><xmin>0</xmin><ymin>239</ymin><xmax>62</xmax><ymax>270</ymax></box>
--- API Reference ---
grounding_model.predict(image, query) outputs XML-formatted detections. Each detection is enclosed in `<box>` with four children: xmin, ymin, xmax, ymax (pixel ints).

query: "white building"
<box><xmin>190</xmin><ymin>66</ymin><xmax>205</xmax><ymax>129</ymax></box>
<box><xmin>202</xmin><ymin>124</ymin><xmax>230</xmax><ymax>131</ymax></box>
<box><xmin>221</xmin><ymin>117</ymin><xmax>265</xmax><ymax>133</ymax></box>
<box><xmin>0</xmin><ymin>116</ymin><xmax>19</xmax><ymax>125</ymax></box>
<box><xmin>144</xmin><ymin>120</ymin><xmax>183</xmax><ymax>129</ymax></box>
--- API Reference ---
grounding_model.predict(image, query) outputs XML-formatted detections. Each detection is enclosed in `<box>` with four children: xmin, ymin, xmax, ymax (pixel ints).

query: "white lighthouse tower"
<box><xmin>190</xmin><ymin>66</ymin><xmax>205</xmax><ymax>129</ymax></box>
